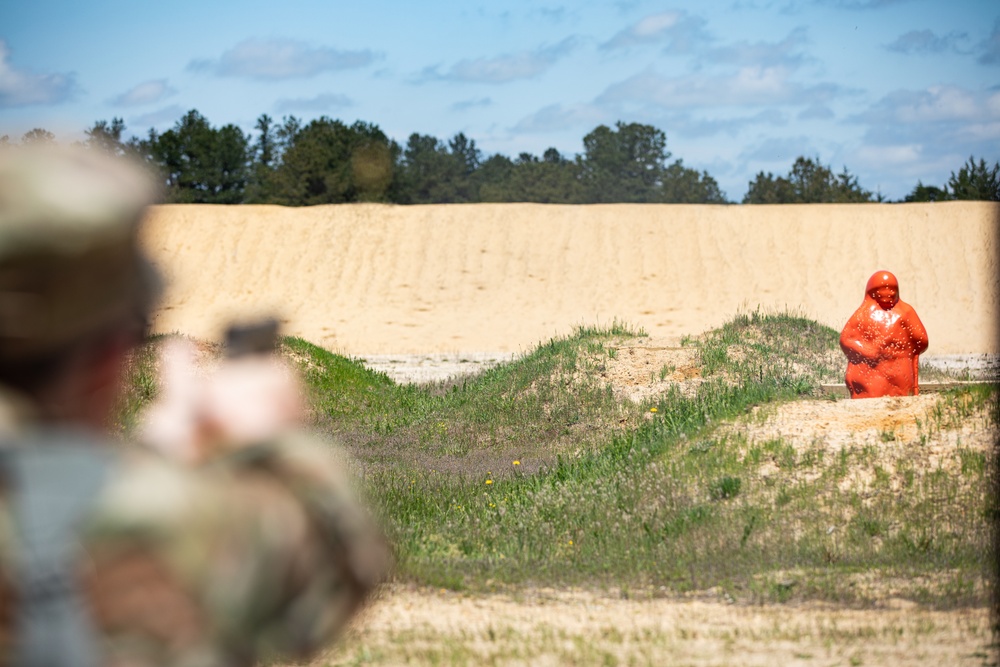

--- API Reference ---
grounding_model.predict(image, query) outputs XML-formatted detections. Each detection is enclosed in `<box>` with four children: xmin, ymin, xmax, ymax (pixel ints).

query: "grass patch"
<box><xmin>117</xmin><ymin>312</ymin><xmax>996</xmax><ymax>607</ymax></box>
<box><xmin>111</xmin><ymin>333</ymin><xmax>162</xmax><ymax>438</ymax></box>
<box><xmin>696</xmin><ymin>307</ymin><xmax>843</xmax><ymax>386</ymax></box>
<box><xmin>284</xmin><ymin>324</ymin><xmax>648</xmax><ymax>478</ymax></box>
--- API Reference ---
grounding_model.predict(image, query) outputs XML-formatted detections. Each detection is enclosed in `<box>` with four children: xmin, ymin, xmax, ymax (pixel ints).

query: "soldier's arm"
<box><xmin>88</xmin><ymin>336</ymin><xmax>389</xmax><ymax>664</ymax></box>
<box><xmin>85</xmin><ymin>438</ymin><xmax>389</xmax><ymax>666</ymax></box>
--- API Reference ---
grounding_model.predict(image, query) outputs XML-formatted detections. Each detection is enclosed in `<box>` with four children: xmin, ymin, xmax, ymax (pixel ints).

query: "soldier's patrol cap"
<box><xmin>0</xmin><ymin>145</ymin><xmax>162</xmax><ymax>362</ymax></box>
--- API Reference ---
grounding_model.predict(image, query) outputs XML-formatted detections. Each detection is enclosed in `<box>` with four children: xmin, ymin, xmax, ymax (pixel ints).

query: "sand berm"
<box><xmin>143</xmin><ymin>201</ymin><xmax>999</xmax><ymax>357</ymax></box>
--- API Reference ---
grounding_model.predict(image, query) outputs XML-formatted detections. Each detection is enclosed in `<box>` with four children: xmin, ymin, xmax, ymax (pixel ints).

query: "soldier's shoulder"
<box><xmin>87</xmin><ymin>431</ymin><xmax>374</xmax><ymax>549</ymax></box>
<box><xmin>87</xmin><ymin>447</ymin><xmax>215</xmax><ymax>534</ymax></box>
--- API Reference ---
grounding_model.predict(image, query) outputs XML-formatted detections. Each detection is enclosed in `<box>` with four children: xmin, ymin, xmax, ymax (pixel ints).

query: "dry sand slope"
<box><xmin>142</xmin><ymin>201</ymin><xmax>999</xmax><ymax>356</ymax></box>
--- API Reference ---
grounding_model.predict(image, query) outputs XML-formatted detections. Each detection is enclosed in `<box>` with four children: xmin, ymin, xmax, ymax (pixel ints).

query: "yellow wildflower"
<box><xmin>650</xmin><ymin>407</ymin><xmax>658</xmax><ymax>413</ymax></box>
<box><xmin>512</xmin><ymin>460</ymin><xmax>521</xmax><ymax>466</ymax></box>
<box><xmin>485</xmin><ymin>479</ymin><xmax>493</xmax><ymax>485</ymax></box>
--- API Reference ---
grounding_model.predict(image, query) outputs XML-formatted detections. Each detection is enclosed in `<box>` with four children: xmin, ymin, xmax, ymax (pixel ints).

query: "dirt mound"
<box><xmin>141</xmin><ymin>201</ymin><xmax>999</xmax><ymax>355</ymax></box>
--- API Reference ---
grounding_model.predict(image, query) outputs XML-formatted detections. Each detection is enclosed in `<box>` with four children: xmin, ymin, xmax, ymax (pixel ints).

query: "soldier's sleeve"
<box><xmin>82</xmin><ymin>433</ymin><xmax>390</xmax><ymax>666</ymax></box>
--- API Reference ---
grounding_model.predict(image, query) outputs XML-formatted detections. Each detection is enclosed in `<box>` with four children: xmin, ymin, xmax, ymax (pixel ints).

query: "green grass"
<box><xmin>697</xmin><ymin>307</ymin><xmax>843</xmax><ymax>386</ymax></box>
<box><xmin>283</xmin><ymin>323</ymin><xmax>649</xmax><ymax>478</ymax></box>
<box><xmin>112</xmin><ymin>333</ymin><xmax>161</xmax><ymax>438</ymax></box>
<box><xmin>117</xmin><ymin>312</ymin><xmax>997</xmax><ymax>607</ymax></box>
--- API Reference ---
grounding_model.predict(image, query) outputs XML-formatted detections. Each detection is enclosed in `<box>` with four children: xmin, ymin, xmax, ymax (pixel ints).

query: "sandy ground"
<box><xmin>313</xmin><ymin>384</ymin><xmax>997</xmax><ymax>667</ymax></box>
<box><xmin>142</xmin><ymin>203</ymin><xmax>998</xmax><ymax>665</ymax></box>
<box><xmin>358</xmin><ymin>351</ymin><xmax>517</xmax><ymax>384</ymax></box>
<box><xmin>357</xmin><ymin>347</ymin><xmax>996</xmax><ymax>388</ymax></box>
<box><xmin>324</xmin><ymin>343</ymin><xmax>997</xmax><ymax>667</ymax></box>
<box><xmin>320</xmin><ymin>586</ymin><xmax>992</xmax><ymax>666</ymax></box>
<box><xmin>142</xmin><ymin>201</ymin><xmax>999</xmax><ymax>357</ymax></box>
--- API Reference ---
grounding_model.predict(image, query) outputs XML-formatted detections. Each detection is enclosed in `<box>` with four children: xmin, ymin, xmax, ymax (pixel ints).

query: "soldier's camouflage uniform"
<box><xmin>0</xmin><ymin>146</ymin><xmax>388</xmax><ymax>666</ymax></box>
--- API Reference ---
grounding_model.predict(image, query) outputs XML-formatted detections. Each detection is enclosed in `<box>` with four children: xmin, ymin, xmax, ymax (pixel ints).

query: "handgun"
<box><xmin>224</xmin><ymin>318</ymin><xmax>280</xmax><ymax>358</ymax></box>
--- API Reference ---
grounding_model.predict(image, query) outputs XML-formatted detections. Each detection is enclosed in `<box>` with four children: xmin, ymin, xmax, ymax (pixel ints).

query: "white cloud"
<box><xmin>859</xmin><ymin>85</ymin><xmax>982</xmax><ymax>124</ymax></box>
<box><xmin>798</xmin><ymin>104</ymin><xmax>834</xmax><ymax>120</ymax></box>
<box><xmin>855</xmin><ymin>144</ymin><xmax>922</xmax><ymax>166</ymax></box>
<box><xmin>706</xmin><ymin>27</ymin><xmax>811</xmax><ymax>68</ymax></box>
<box><xmin>188</xmin><ymin>38</ymin><xmax>378</xmax><ymax>80</ymax></box>
<box><xmin>129</xmin><ymin>104</ymin><xmax>185</xmax><ymax>129</ymax></box>
<box><xmin>596</xmin><ymin>66</ymin><xmax>839</xmax><ymax>109</ymax></box>
<box><xmin>739</xmin><ymin>136</ymin><xmax>818</xmax><ymax>164</ymax></box>
<box><xmin>421</xmin><ymin>37</ymin><xmax>578</xmax><ymax>83</ymax></box>
<box><xmin>600</xmin><ymin>10</ymin><xmax>708</xmax><ymax>52</ymax></box>
<box><xmin>451</xmin><ymin>97</ymin><xmax>493</xmax><ymax>111</ymax></box>
<box><xmin>953</xmin><ymin>120</ymin><xmax>1000</xmax><ymax>143</ymax></box>
<box><xmin>0</xmin><ymin>40</ymin><xmax>77</xmax><ymax>108</ymax></box>
<box><xmin>731</xmin><ymin>66</ymin><xmax>795</xmax><ymax>98</ymax></box>
<box><xmin>885</xmin><ymin>29</ymin><xmax>969</xmax><ymax>55</ymax></box>
<box><xmin>817</xmin><ymin>0</ymin><xmax>912</xmax><ymax>9</ymax></box>
<box><xmin>851</xmin><ymin>84</ymin><xmax>1000</xmax><ymax>192</ymax></box>
<box><xmin>656</xmin><ymin>109</ymin><xmax>789</xmax><ymax>138</ymax></box>
<box><xmin>111</xmin><ymin>79</ymin><xmax>175</xmax><ymax>107</ymax></box>
<box><xmin>511</xmin><ymin>103</ymin><xmax>608</xmax><ymax>133</ymax></box>
<box><xmin>978</xmin><ymin>18</ymin><xmax>1000</xmax><ymax>65</ymax></box>
<box><xmin>533</xmin><ymin>6</ymin><xmax>568</xmax><ymax>23</ymax></box>
<box><xmin>633</xmin><ymin>12</ymin><xmax>682</xmax><ymax>37</ymax></box>
<box><xmin>987</xmin><ymin>90</ymin><xmax>1000</xmax><ymax>115</ymax></box>
<box><xmin>274</xmin><ymin>93</ymin><xmax>353</xmax><ymax>113</ymax></box>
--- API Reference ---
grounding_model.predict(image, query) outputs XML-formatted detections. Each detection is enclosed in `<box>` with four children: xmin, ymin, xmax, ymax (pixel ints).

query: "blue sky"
<box><xmin>1</xmin><ymin>0</ymin><xmax>997</xmax><ymax>201</ymax></box>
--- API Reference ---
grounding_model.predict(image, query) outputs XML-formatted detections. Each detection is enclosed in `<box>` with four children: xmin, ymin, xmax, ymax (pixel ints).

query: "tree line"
<box><xmin>743</xmin><ymin>155</ymin><xmax>1000</xmax><ymax>204</ymax></box>
<box><xmin>3</xmin><ymin>111</ymin><xmax>998</xmax><ymax>205</ymax></box>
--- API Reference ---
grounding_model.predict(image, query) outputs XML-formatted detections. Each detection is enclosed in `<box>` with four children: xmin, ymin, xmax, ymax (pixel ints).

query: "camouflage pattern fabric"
<box><xmin>0</xmin><ymin>403</ymin><xmax>389</xmax><ymax>666</ymax></box>
<box><xmin>0</xmin><ymin>144</ymin><xmax>388</xmax><ymax>666</ymax></box>
<box><xmin>0</xmin><ymin>145</ymin><xmax>161</xmax><ymax>365</ymax></box>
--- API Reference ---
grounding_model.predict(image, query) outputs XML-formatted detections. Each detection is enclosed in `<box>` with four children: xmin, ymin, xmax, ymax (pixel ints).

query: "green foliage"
<box><xmin>244</xmin><ymin>114</ymin><xmax>277</xmax><ymax>203</ymax></box>
<box><xmin>111</xmin><ymin>335</ymin><xmax>162</xmax><ymax>438</ymax></box>
<box><xmin>268</xmin><ymin>117</ymin><xmax>395</xmax><ymax>205</ymax></box>
<box><xmin>32</xmin><ymin>111</ymin><xmax>1000</xmax><ymax>207</ymax></box>
<box><xmin>147</xmin><ymin>109</ymin><xmax>250</xmax><ymax>204</ymax></box>
<box><xmin>578</xmin><ymin>122</ymin><xmax>670</xmax><ymax>203</ymax></box>
<box><xmin>898</xmin><ymin>156</ymin><xmax>999</xmax><ymax>202</ymax></box>
<box><xmin>21</xmin><ymin>114</ymin><xmax>732</xmax><ymax>204</ymax></box>
<box><xmin>84</xmin><ymin>118</ymin><xmax>127</xmax><ymax>156</ymax></box>
<box><xmin>473</xmin><ymin>153</ymin><xmax>515</xmax><ymax>202</ymax></box>
<box><xmin>948</xmin><ymin>156</ymin><xmax>1000</xmax><ymax>201</ymax></box>
<box><xmin>903</xmin><ymin>180</ymin><xmax>950</xmax><ymax>202</ymax></box>
<box><xmin>659</xmin><ymin>159</ymin><xmax>728</xmax><ymax>204</ymax></box>
<box><xmin>478</xmin><ymin>149</ymin><xmax>585</xmax><ymax>203</ymax></box>
<box><xmin>395</xmin><ymin>132</ymin><xmax>481</xmax><ymax>204</ymax></box>
<box><xmin>283</xmin><ymin>326</ymin><xmax>635</xmax><ymax>472</ymax></box>
<box><xmin>21</xmin><ymin>128</ymin><xmax>55</xmax><ymax>144</ymax></box>
<box><xmin>743</xmin><ymin>156</ymin><xmax>873</xmax><ymax>204</ymax></box>
<box><xmin>696</xmin><ymin>308</ymin><xmax>843</xmax><ymax>385</ymax></box>
<box><xmin>708</xmin><ymin>475</ymin><xmax>742</xmax><ymax>500</ymax></box>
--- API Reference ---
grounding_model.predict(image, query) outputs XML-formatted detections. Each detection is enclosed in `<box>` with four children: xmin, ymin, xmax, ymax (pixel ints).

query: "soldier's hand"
<box><xmin>139</xmin><ymin>338</ymin><xmax>305</xmax><ymax>464</ymax></box>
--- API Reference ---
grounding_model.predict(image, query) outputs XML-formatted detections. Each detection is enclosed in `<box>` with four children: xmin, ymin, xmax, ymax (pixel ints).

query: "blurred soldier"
<box><xmin>0</xmin><ymin>145</ymin><xmax>388</xmax><ymax>666</ymax></box>
<box><xmin>840</xmin><ymin>270</ymin><xmax>929</xmax><ymax>398</ymax></box>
